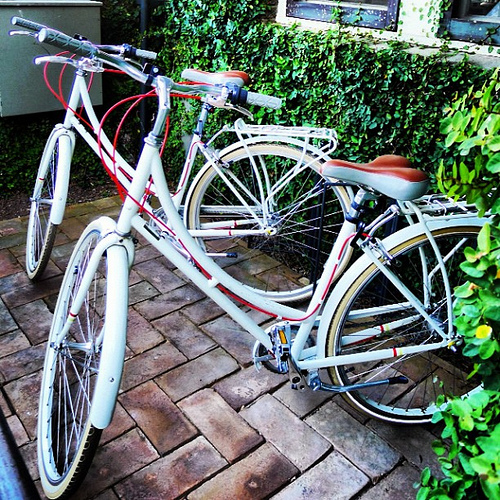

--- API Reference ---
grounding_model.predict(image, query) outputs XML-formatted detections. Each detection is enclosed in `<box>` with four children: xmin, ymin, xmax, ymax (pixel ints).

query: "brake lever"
<box><xmin>9</xmin><ymin>30</ymin><xmax>37</xmax><ymax>38</ymax></box>
<box><xmin>225</xmin><ymin>103</ymin><xmax>254</xmax><ymax>119</ymax></box>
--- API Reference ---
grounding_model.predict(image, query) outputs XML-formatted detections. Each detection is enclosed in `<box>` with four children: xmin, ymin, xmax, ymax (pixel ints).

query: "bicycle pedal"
<box><xmin>272</xmin><ymin>323</ymin><xmax>291</xmax><ymax>373</ymax></box>
<box><xmin>252</xmin><ymin>323</ymin><xmax>292</xmax><ymax>374</ymax></box>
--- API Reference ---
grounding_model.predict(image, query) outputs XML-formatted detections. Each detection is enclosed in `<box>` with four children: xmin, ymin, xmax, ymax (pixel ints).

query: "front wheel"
<box><xmin>325</xmin><ymin>224</ymin><xmax>481</xmax><ymax>424</ymax></box>
<box><xmin>38</xmin><ymin>218</ymin><xmax>129</xmax><ymax>499</ymax></box>
<box><xmin>26</xmin><ymin>130</ymin><xmax>72</xmax><ymax>280</ymax></box>
<box><xmin>185</xmin><ymin>142</ymin><xmax>350</xmax><ymax>303</ymax></box>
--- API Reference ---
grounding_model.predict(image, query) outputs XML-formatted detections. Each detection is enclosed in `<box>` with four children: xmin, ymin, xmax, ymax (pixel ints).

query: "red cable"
<box><xmin>97</xmin><ymin>93</ymin><xmax>149</xmax><ymax>199</ymax></box>
<box><xmin>42</xmin><ymin>53</ymin><xmax>94</xmax><ymax>128</ymax></box>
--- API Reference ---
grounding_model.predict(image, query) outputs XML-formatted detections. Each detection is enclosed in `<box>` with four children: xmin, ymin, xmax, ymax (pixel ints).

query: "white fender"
<box><xmin>49</xmin><ymin>128</ymin><xmax>75</xmax><ymax>225</ymax></box>
<box><xmin>89</xmin><ymin>244</ymin><xmax>130</xmax><ymax>429</ymax></box>
<box><xmin>71</xmin><ymin>217</ymin><xmax>133</xmax><ymax>429</ymax></box>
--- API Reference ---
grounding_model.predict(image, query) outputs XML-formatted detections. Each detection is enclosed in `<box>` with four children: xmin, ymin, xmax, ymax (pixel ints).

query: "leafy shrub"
<box><xmin>0</xmin><ymin>0</ymin><xmax>491</xmax><ymax>199</ymax></box>
<box><xmin>418</xmin><ymin>67</ymin><xmax>500</xmax><ymax>500</ymax></box>
<box><xmin>436</xmin><ymin>68</ymin><xmax>500</xmax><ymax>391</ymax></box>
<box><xmin>419</xmin><ymin>390</ymin><xmax>500</xmax><ymax>500</ymax></box>
<box><xmin>438</xmin><ymin>69</ymin><xmax>500</xmax><ymax>215</ymax></box>
<box><xmin>454</xmin><ymin>220</ymin><xmax>500</xmax><ymax>391</ymax></box>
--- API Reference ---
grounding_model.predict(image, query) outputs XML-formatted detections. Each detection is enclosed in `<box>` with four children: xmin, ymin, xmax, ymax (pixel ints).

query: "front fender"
<box><xmin>89</xmin><ymin>242</ymin><xmax>129</xmax><ymax>429</ymax></box>
<box><xmin>50</xmin><ymin>128</ymin><xmax>76</xmax><ymax>225</ymax></box>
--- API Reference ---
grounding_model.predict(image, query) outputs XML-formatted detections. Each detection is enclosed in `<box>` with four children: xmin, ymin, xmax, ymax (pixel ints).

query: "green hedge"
<box><xmin>418</xmin><ymin>67</ymin><xmax>500</xmax><ymax>500</ymax></box>
<box><xmin>0</xmin><ymin>0</ymin><xmax>492</xmax><ymax>197</ymax></box>
<box><xmin>149</xmin><ymin>0</ymin><xmax>491</xmax><ymax>183</ymax></box>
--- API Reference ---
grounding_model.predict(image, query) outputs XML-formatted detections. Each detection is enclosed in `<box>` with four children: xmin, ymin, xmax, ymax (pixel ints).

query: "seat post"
<box><xmin>346</xmin><ymin>188</ymin><xmax>379</xmax><ymax>225</ymax></box>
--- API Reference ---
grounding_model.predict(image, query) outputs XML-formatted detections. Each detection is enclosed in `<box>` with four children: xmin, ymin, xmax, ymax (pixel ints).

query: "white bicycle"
<box><xmin>11</xmin><ymin>17</ymin><xmax>487</xmax><ymax>500</ymax></box>
<box><xmin>12</xmin><ymin>18</ymin><xmax>349</xmax><ymax>306</ymax></box>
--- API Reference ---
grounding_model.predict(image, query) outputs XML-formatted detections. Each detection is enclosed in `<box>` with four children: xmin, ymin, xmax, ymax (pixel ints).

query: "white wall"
<box><xmin>276</xmin><ymin>0</ymin><xmax>500</xmax><ymax>68</ymax></box>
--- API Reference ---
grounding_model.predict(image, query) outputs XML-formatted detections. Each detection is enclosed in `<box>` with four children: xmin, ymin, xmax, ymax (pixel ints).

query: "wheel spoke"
<box><xmin>38</xmin><ymin>225</ymin><xmax>108</xmax><ymax>497</ymax></box>
<box><xmin>186</xmin><ymin>144</ymin><xmax>349</xmax><ymax>302</ymax></box>
<box><xmin>26</xmin><ymin>134</ymin><xmax>65</xmax><ymax>279</ymax></box>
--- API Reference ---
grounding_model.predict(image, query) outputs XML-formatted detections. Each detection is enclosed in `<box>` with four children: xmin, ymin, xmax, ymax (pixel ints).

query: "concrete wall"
<box><xmin>277</xmin><ymin>0</ymin><xmax>500</xmax><ymax>69</ymax></box>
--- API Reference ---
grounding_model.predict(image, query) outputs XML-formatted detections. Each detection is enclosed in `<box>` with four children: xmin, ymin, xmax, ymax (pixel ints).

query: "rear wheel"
<box><xmin>185</xmin><ymin>143</ymin><xmax>350</xmax><ymax>303</ymax></box>
<box><xmin>326</xmin><ymin>225</ymin><xmax>481</xmax><ymax>423</ymax></box>
<box><xmin>38</xmin><ymin>219</ymin><xmax>128</xmax><ymax>499</ymax></box>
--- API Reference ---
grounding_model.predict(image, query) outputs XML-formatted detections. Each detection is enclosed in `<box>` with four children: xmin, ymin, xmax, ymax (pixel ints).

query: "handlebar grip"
<box><xmin>135</xmin><ymin>48</ymin><xmax>157</xmax><ymax>61</ymax></box>
<box><xmin>38</xmin><ymin>27</ymin><xmax>95</xmax><ymax>58</ymax></box>
<box><xmin>246</xmin><ymin>91</ymin><xmax>282</xmax><ymax>110</ymax></box>
<box><xmin>11</xmin><ymin>16</ymin><xmax>45</xmax><ymax>32</ymax></box>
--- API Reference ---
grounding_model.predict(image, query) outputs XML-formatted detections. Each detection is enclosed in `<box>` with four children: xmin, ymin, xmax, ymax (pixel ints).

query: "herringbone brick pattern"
<box><xmin>0</xmin><ymin>196</ymin><xmax>442</xmax><ymax>499</ymax></box>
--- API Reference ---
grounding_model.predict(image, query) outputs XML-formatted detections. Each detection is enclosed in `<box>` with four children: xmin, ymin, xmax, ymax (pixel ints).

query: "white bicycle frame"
<box><xmin>37</xmin><ymin>56</ymin><xmax>341</xmax><ymax>238</ymax></box>
<box><xmin>62</xmin><ymin>75</ymin><xmax>484</xmax><ymax>428</ymax></box>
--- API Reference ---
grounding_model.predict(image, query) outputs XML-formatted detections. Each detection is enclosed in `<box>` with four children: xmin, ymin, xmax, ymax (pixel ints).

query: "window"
<box><xmin>442</xmin><ymin>0</ymin><xmax>500</xmax><ymax>45</ymax></box>
<box><xmin>285</xmin><ymin>1</ymin><xmax>400</xmax><ymax>30</ymax></box>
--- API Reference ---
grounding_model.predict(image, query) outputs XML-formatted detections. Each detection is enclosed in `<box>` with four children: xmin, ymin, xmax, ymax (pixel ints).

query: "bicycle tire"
<box><xmin>26</xmin><ymin>131</ymin><xmax>72</xmax><ymax>280</ymax></box>
<box><xmin>185</xmin><ymin>143</ymin><xmax>350</xmax><ymax>303</ymax></box>
<box><xmin>325</xmin><ymin>224</ymin><xmax>481</xmax><ymax>424</ymax></box>
<box><xmin>38</xmin><ymin>219</ymin><xmax>129</xmax><ymax>499</ymax></box>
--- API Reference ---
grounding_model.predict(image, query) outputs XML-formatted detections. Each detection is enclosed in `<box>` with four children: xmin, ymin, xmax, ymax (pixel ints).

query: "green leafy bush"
<box><xmin>419</xmin><ymin>218</ymin><xmax>500</xmax><ymax>499</ymax></box>
<box><xmin>0</xmin><ymin>0</ymin><xmax>490</xmax><ymax>197</ymax></box>
<box><xmin>438</xmin><ymin>69</ymin><xmax>500</xmax><ymax>216</ymax></box>
<box><xmin>419</xmin><ymin>390</ymin><xmax>500</xmax><ymax>500</ymax></box>
<box><xmin>436</xmin><ymin>68</ymin><xmax>500</xmax><ymax>391</ymax></box>
<box><xmin>454</xmin><ymin>220</ymin><xmax>500</xmax><ymax>390</ymax></box>
<box><xmin>419</xmin><ymin>66</ymin><xmax>500</xmax><ymax>500</ymax></box>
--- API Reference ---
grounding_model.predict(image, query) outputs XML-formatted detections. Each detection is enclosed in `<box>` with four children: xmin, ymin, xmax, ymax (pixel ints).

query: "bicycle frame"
<box><xmin>44</xmin><ymin>58</ymin><xmax>133</xmax><ymax>195</ymax></box>
<box><xmin>17</xmin><ymin>19</ymin><xmax>489</xmax><ymax>496</ymax></box>
<box><xmin>40</xmin><ymin>56</ymin><xmax>342</xmax><ymax>236</ymax></box>
<box><xmin>66</xmin><ymin>76</ymin><xmax>484</xmax><ymax>423</ymax></box>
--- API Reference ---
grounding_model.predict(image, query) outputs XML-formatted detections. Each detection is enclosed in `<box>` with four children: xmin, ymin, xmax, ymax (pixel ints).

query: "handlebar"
<box><xmin>38</xmin><ymin>27</ymin><xmax>95</xmax><ymax>58</ymax></box>
<box><xmin>11</xmin><ymin>16</ymin><xmax>157</xmax><ymax>62</ymax></box>
<box><xmin>10</xmin><ymin>16</ymin><xmax>282</xmax><ymax>111</ymax></box>
<box><xmin>230</xmin><ymin>87</ymin><xmax>282</xmax><ymax>110</ymax></box>
<box><xmin>99</xmin><ymin>44</ymin><xmax>158</xmax><ymax>63</ymax></box>
<box><xmin>11</xmin><ymin>16</ymin><xmax>45</xmax><ymax>32</ymax></box>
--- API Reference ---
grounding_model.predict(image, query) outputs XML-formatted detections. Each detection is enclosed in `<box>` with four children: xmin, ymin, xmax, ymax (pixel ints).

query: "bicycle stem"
<box><xmin>147</xmin><ymin>76</ymin><xmax>173</xmax><ymax>143</ymax></box>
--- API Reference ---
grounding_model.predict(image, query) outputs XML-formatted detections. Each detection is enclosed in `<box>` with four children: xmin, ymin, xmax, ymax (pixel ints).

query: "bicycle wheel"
<box><xmin>38</xmin><ymin>219</ymin><xmax>129</xmax><ymax>499</ymax></box>
<box><xmin>325</xmin><ymin>224</ymin><xmax>481</xmax><ymax>424</ymax></box>
<box><xmin>26</xmin><ymin>131</ymin><xmax>72</xmax><ymax>280</ymax></box>
<box><xmin>185</xmin><ymin>143</ymin><xmax>350</xmax><ymax>303</ymax></box>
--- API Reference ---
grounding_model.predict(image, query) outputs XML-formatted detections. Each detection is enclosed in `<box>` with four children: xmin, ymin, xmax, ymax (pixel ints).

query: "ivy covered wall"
<box><xmin>148</xmin><ymin>0</ymin><xmax>490</xmax><ymax>184</ymax></box>
<box><xmin>0</xmin><ymin>0</ymin><xmax>493</xmax><ymax>196</ymax></box>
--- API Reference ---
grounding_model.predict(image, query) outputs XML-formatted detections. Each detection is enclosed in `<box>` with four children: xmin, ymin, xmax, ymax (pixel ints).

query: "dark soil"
<box><xmin>0</xmin><ymin>180</ymin><xmax>118</xmax><ymax>221</ymax></box>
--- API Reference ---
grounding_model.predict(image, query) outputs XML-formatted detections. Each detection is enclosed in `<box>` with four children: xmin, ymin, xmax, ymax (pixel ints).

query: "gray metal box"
<box><xmin>0</xmin><ymin>1</ymin><xmax>102</xmax><ymax>117</ymax></box>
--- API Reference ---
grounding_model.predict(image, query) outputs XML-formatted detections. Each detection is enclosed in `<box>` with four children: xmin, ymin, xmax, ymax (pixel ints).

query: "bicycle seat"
<box><xmin>321</xmin><ymin>155</ymin><xmax>429</xmax><ymax>201</ymax></box>
<box><xmin>181</xmin><ymin>68</ymin><xmax>251</xmax><ymax>87</ymax></box>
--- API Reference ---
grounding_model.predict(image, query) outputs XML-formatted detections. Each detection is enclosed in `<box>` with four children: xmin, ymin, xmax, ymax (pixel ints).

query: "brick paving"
<box><xmin>0</xmin><ymin>196</ymin><xmax>443</xmax><ymax>499</ymax></box>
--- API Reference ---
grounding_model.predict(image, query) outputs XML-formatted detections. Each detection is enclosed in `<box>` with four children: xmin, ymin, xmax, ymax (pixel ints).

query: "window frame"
<box><xmin>285</xmin><ymin>0</ymin><xmax>400</xmax><ymax>31</ymax></box>
<box><xmin>441</xmin><ymin>1</ymin><xmax>500</xmax><ymax>45</ymax></box>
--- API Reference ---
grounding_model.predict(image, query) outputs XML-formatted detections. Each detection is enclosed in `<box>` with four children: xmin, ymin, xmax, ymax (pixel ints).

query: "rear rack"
<box><xmin>411</xmin><ymin>194</ymin><xmax>475</xmax><ymax>215</ymax></box>
<box><xmin>232</xmin><ymin>118</ymin><xmax>338</xmax><ymax>142</ymax></box>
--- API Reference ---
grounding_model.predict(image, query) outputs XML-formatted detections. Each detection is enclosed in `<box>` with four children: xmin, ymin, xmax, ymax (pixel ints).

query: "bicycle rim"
<box><xmin>38</xmin><ymin>225</ymin><xmax>108</xmax><ymax>499</ymax></box>
<box><xmin>26</xmin><ymin>134</ymin><xmax>68</xmax><ymax>280</ymax></box>
<box><xmin>326</xmin><ymin>225</ymin><xmax>481</xmax><ymax>424</ymax></box>
<box><xmin>185</xmin><ymin>143</ymin><xmax>350</xmax><ymax>303</ymax></box>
